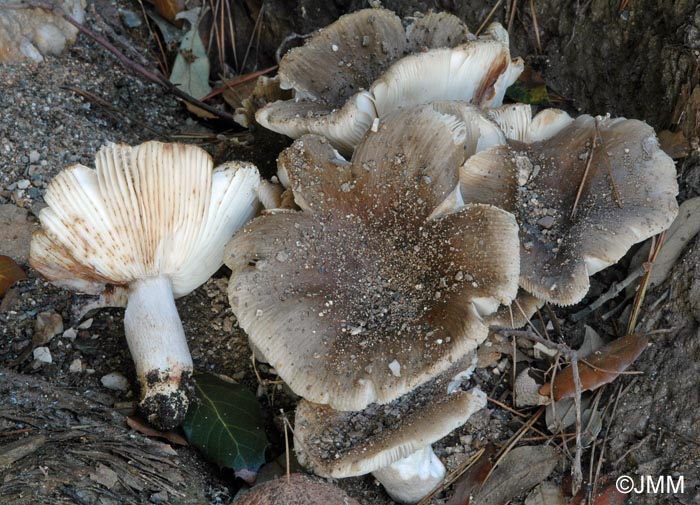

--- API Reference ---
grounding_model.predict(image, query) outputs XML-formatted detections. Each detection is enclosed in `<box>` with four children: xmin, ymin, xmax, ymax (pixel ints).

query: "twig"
<box><xmin>487</xmin><ymin>397</ymin><xmax>551</xmax><ymax>439</ymax></box>
<box><xmin>416</xmin><ymin>447</ymin><xmax>487</xmax><ymax>505</ymax></box>
<box><xmin>544</xmin><ymin>303</ymin><xmax>563</xmax><ymax>338</ymax></box>
<box><xmin>628</xmin><ymin>232</ymin><xmax>665</xmax><ymax>334</ymax></box>
<box><xmin>202</xmin><ymin>65</ymin><xmax>277</xmax><ymax>101</ymax></box>
<box><xmin>507</xmin><ymin>0</ymin><xmax>519</xmax><ymax>33</ymax></box>
<box><xmin>483</xmin><ymin>406</ymin><xmax>545</xmax><ymax>484</ymax></box>
<box><xmin>570</xmin><ymin>263</ymin><xmax>648</xmax><ymax>322</ymax></box>
<box><xmin>241</xmin><ymin>3</ymin><xmax>265</xmax><ymax>73</ymax></box>
<box><xmin>529</xmin><ymin>0</ymin><xmax>542</xmax><ymax>53</ymax></box>
<box><xmin>594</xmin><ymin>118</ymin><xmax>623</xmax><ymax>208</ymax></box>
<box><xmin>136</xmin><ymin>0</ymin><xmax>169</xmax><ymax>76</ymax></box>
<box><xmin>476</xmin><ymin>0</ymin><xmax>503</xmax><ymax>35</ymax></box>
<box><xmin>570</xmin><ymin>350</ymin><xmax>583</xmax><ymax>494</ymax></box>
<box><xmin>571</xmin><ymin>130</ymin><xmax>598</xmax><ymax>219</ymax></box>
<box><xmin>500</xmin><ymin>328</ymin><xmax>583</xmax><ymax>494</ymax></box>
<box><xmin>65</xmin><ymin>86</ymin><xmax>168</xmax><ymax>139</ymax></box>
<box><xmin>280</xmin><ymin>409</ymin><xmax>291</xmax><ymax>481</ymax></box>
<box><xmin>225</xmin><ymin>0</ymin><xmax>238</xmax><ymax>71</ymax></box>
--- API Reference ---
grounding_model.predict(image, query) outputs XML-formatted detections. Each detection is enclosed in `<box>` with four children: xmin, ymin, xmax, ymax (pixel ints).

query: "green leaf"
<box><xmin>169</xmin><ymin>21</ymin><xmax>212</xmax><ymax>99</ymax></box>
<box><xmin>183</xmin><ymin>374</ymin><xmax>268</xmax><ymax>474</ymax></box>
<box><xmin>505</xmin><ymin>67</ymin><xmax>563</xmax><ymax>106</ymax></box>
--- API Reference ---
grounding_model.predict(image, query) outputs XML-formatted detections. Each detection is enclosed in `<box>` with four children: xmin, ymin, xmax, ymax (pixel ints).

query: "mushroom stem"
<box><xmin>371</xmin><ymin>445</ymin><xmax>446</xmax><ymax>504</ymax></box>
<box><xmin>124</xmin><ymin>276</ymin><xmax>193</xmax><ymax>430</ymax></box>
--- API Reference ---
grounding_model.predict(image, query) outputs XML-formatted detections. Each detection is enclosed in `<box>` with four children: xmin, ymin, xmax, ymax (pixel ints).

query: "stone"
<box><xmin>101</xmin><ymin>372</ymin><xmax>130</xmax><ymax>391</ymax></box>
<box><xmin>33</xmin><ymin>346</ymin><xmax>52</xmax><ymax>364</ymax></box>
<box><xmin>0</xmin><ymin>204</ymin><xmax>36</xmax><ymax>264</ymax></box>
<box><xmin>68</xmin><ymin>358</ymin><xmax>82</xmax><ymax>373</ymax></box>
<box><xmin>0</xmin><ymin>0</ymin><xmax>87</xmax><ymax>64</ymax></box>
<box><xmin>33</xmin><ymin>311</ymin><xmax>63</xmax><ymax>345</ymax></box>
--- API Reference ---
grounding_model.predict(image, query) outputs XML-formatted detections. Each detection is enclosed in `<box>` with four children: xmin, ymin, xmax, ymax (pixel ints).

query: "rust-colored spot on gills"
<box><xmin>472</xmin><ymin>54</ymin><xmax>509</xmax><ymax>105</ymax></box>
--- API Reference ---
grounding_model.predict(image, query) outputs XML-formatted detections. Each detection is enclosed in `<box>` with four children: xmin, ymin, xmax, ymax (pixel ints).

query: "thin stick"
<box><xmin>570</xmin><ymin>351</ymin><xmax>583</xmax><ymax>494</ymax></box>
<box><xmin>507</xmin><ymin>0</ymin><xmax>519</xmax><ymax>33</ymax></box>
<box><xmin>416</xmin><ymin>447</ymin><xmax>487</xmax><ymax>505</ymax></box>
<box><xmin>511</xmin><ymin>334</ymin><xmax>517</xmax><ymax>400</ymax></box>
<box><xmin>570</xmin><ymin>263</ymin><xmax>647</xmax><ymax>321</ymax></box>
<box><xmin>571</xmin><ymin>131</ymin><xmax>598</xmax><ymax>219</ymax></box>
<box><xmin>281</xmin><ymin>409</ymin><xmax>291</xmax><ymax>481</ymax></box>
<box><xmin>487</xmin><ymin>397</ymin><xmax>551</xmax><ymax>439</ymax></box>
<box><xmin>536</xmin><ymin>307</ymin><xmax>550</xmax><ymax>339</ymax></box>
<box><xmin>24</xmin><ymin>0</ymin><xmax>236</xmax><ymax>122</ymax></box>
<box><xmin>483</xmin><ymin>406</ymin><xmax>545</xmax><ymax>484</ymax></box>
<box><xmin>500</xmin><ymin>328</ymin><xmax>584</xmax><ymax>493</ymax></box>
<box><xmin>201</xmin><ymin>65</ymin><xmax>277</xmax><ymax>101</ymax></box>
<box><xmin>594</xmin><ymin>119</ymin><xmax>623</xmax><ymax>208</ymax></box>
<box><xmin>476</xmin><ymin>0</ymin><xmax>502</xmax><ymax>35</ymax></box>
<box><xmin>66</xmin><ymin>86</ymin><xmax>168</xmax><ymax>139</ymax></box>
<box><xmin>544</xmin><ymin>303</ymin><xmax>563</xmax><ymax>338</ymax></box>
<box><xmin>514</xmin><ymin>298</ymin><xmax>543</xmax><ymax>338</ymax></box>
<box><xmin>225</xmin><ymin>0</ymin><xmax>238</xmax><ymax>71</ymax></box>
<box><xmin>241</xmin><ymin>4</ymin><xmax>265</xmax><ymax>72</ymax></box>
<box><xmin>487</xmin><ymin>396</ymin><xmax>528</xmax><ymax>418</ymax></box>
<box><xmin>529</xmin><ymin>0</ymin><xmax>542</xmax><ymax>52</ymax></box>
<box><xmin>137</xmin><ymin>0</ymin><xmax>169</xmax><ymax>76</ymax></box>
<box><xmin>628</xmin><ymin>232</ymin><xmax>665</xmax><ymax>334</ymax></box>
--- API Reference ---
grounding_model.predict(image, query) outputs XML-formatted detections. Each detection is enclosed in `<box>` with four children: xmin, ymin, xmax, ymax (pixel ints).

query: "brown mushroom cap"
<box><xmin>293</xmin><ymin>355</ymin><xmax>485</xmax><ymax>478</ymax></box>
<box><xmin>256</xmin><ymin>8</ymin><xmax>522</xmax><ymax>153</ymax></box>
<box><xmin>226</xmin><ymin>105</ymin><xmax>520</xmax><ymax>411</ymax></box>
<box><xmin>460</xmin><ymin>108</ymin><xmax>679</xmax><ymax>305</ymax></box>
<box><xmin>234</xmin><ymin>474</ymin><xmax>360</xmax><ymax>505</ymax></box>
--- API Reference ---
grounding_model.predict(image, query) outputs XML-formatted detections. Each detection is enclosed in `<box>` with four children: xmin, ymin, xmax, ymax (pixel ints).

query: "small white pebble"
<box><xmin>388</xmin><ymin>359</ymin><xmax>401</xmax><ymax>377</ymax></box>
<box><xmin>371</xmin><ymin>117</ymin><xmax>380</xmax><ymax>132</ymax></box>
<box><xmin>33</xmin><ymin>346</ymin><xmax>52</xmax><ymax>364</ymax></box>
<box><xmin>62</xmin><ymin>328</ymin><xmax>77</xmax><ymax>340</ymax></box>
<box><xmin>101</xmin><ymin>372</ymin><xmax>129</xmax><ymax>391</ymax></box>
<box><xmin>69</xmin><ymin>358</ymin><xmax>83</xmax><ymax>373</ymax></box>
<box><xmin>331</xmin><ymin>44</ymin><xmax>339</xmax><ymax>52</ymax></box>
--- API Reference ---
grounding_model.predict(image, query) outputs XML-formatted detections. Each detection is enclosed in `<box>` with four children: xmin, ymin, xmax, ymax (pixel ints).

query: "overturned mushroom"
<box><xmin>226</xmin><ymin>105</ymin><xmax>520</xmax><ymax>411</ymax></box>
<box><xmin>256</xmin><ymin>8</ymin><xmax>523</xmax><ymax>153</ymax></box>
<box><xmin>30</xmin><ymin>141</ymin><xmax>260</xmax><ymax>429</ymax></box>
<box><xmin>460</xmin><ymin>104</ymin><xmax>679</xmax><ymax>305</ymax></box>
<box><xmin>294</xmin><ymin>354</ymin><xmax>485</xmax><ymax>504</ymax></box>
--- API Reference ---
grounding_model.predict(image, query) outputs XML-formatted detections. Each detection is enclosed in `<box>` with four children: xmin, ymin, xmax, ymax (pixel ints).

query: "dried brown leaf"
<box><xmin>153</xmin><ymin>0</ymin><xmax>185</xmax><ymax>26</ymax></box>
<box><xmin>446</xmin><ymin>444</ymin><xmax>496</xmax><ymax>505</ymax></box>
<box><xmin>658</xmin><ymin>129</ymin><xmax>690</xmax><ymax>159</ymax></box>
<box><xmin>539</xmin><ymin>334</ymin><xmax>649</xmax><ymax>400</ymax></box>
<box><xmin>0</xmin><ymin>255</ymin><xmax>26</xmax><ymax>298</ymax></box>
<box><xmin>524</xmin><ymin>481</ymin><xmax>565</xmax><ymax>505</ymax></box>
<box><xmin>472</xmin><ymin>445</ymin><xmax>559</xmax><ymax>505</ymax></box>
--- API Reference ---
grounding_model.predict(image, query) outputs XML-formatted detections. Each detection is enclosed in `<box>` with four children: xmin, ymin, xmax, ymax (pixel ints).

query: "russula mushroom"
<box><xmin>256</xmin><ymin>8</ymin><xmax>523</xmax><ymax>153</ymax></box>
<box><xmin>460</xmin><ymin>104</ymin><xmax>679</xmax><ymax>305</ymax></box>
<box><xmin>294</xmin><ymin>354</ymin><xmax>486</xmax><ymax>504</ymax></box>
<box><xmin>234</xmin><ymin>473</ymin><xmax>360</xmax><ymax>505</ymax></box>
<box><xmin>30</xmin><ymin>141</ymin><xmax>261</xmax><ymax>429</ymax></box>
<box><xmin>226</xmin><ymin>104</ymin><xmax>520</xmax><ymax>411</ymax></box>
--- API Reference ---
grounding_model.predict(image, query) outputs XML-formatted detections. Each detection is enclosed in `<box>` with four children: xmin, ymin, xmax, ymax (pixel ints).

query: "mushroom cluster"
<box><xmin>226</xmin><ymin>7</ymin><xmax>679</xmax><ymax>504</ymax></box>
<box><xmin>255</xmin><ymin>8</ymin><xmax>523</xmax><ymax>153</ymax></box>
<box><xmin>26</xmin><ymin>6</ymin><xmax>680</xmax><ymax>504</ymax></box>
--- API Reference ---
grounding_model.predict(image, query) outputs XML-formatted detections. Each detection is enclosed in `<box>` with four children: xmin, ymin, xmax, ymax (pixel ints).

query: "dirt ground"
<box><xmin>1</xmin><ymin>0</ymin><xmax>700</xmax><ymax>504</ymax></box>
